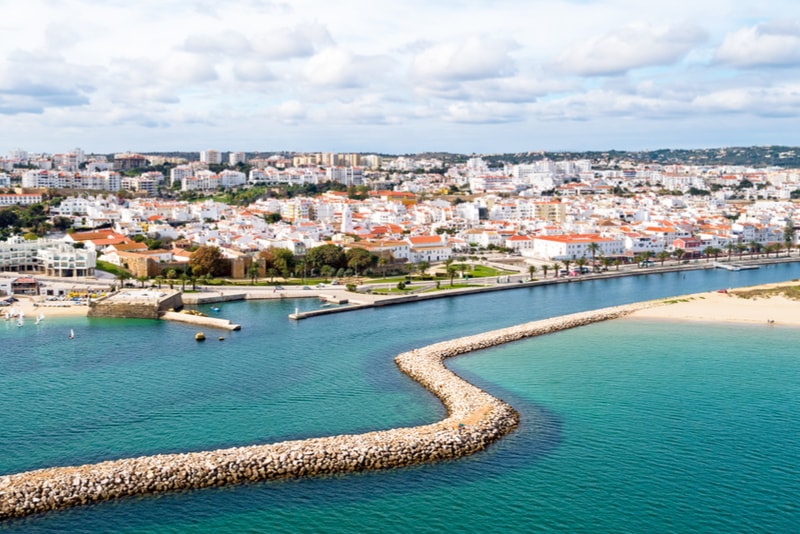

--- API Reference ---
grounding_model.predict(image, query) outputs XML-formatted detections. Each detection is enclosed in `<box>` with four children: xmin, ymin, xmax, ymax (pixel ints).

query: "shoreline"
<box><xmin>626</xmin><ymin>281</ymin><xmax>800</xmax><ymax>326</ymax></box>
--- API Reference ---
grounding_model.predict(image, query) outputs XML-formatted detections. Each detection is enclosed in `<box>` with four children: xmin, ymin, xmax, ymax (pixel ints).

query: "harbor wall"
<box><xmin>0</xmin><ymin>302</ymin><xmax>651</xmax><ymax>520</ymax></box>
<box><xmin>88</xmin><ymin>291</ymin><xmax>183</xmax><ymax>320</ymax></box>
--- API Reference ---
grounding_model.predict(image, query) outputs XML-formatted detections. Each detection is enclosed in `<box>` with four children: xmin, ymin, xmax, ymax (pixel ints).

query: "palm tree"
<box><xmin>528</xmin><ymin>264</ymin><xmax>538</xmax><ymax>280</ymax></box>
<box><xmin>179</xmin><ymin>272</ymin><xmax>188</xmax><ymax>291</ymax></box>
<box><xmin>703</xmin><ymin>246</ymin><xmax>715</xmax><ymax>262</ymax></box>
<box><xmin>165</xmin><ymin>268</ymin><xmax>177</xmax><ymax>289</ymax></box>
<box><xmin>561</xmin><ymin>259</ymin><xmax>571</xmax><ymax>275</ymax></box>
<box><xmin>575</xmin><ymin>257</ymin><xmax>588</xmax><ymax>275</ymax></box>
<box><xmin>737</xmin><ymin>243</ymin><xmax>746</xmax><ymax>259</ymax></box>
<box><xmin>154</xmin><ymin>276</ymin><xmax>163</xmax><ymax>289</ymax></box>
<box><xmin>673</xmin><ymin>248</ymin><xmax>685</xmax><ymax>264</ymax></box>
<box><xmin>542</xmin><ymin>264</ymin><xmax>549</xmax><ymax>279</ymax></box>
<box><xmin>587</xmin><ymin>242</ymin><xmax>600</xmax><ymax>271</ymax></box>
<box><xmin>447</xmin><ymin>264</ymin><xmax>458</xmax><ymax>286</ymax></box>
<box><xmin>613</xmin><ymin>258</ymin><xmax>621</xmax><ymax>271</ymax></box>
<box><xmin>551</xmin><ymin>263</ymin><xmax>561</xmax><ymax>278</ymax></box>
<box><xmin>725</xmin><ymin>243</ymin><xmax>736</xmax><ymax>261</ymax></box>
<box><xmin>247</xmin><ymin>263</ymin><xmax>259</xmax><ymax>284</ymax></box>
<box><xmin>748</xmin><ymin>240</ymin><xmax>760</xmax><ymax>258</ymax></box>
<box><xmin>656</xmin><ymin>250</ymin><xmax>669</xmax><ymax>266</ymax></box>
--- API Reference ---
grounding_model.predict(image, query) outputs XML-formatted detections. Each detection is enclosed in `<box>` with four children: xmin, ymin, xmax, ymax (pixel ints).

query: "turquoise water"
<box><xmin>2</xmin><ymin>264</ymin><xmax>800</xmax><ymax>532</ymax></box>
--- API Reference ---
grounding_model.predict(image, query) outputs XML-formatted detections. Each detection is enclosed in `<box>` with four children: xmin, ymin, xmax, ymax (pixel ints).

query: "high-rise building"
<box><xmin>200</xmin><ymin>149</ymin><xmax>222</xmax><ymax>165</ymax></box>
<box><xmin>229</xmin><ymin>152</ymin><xmax>246</xmax><ymax>166</ymax></box>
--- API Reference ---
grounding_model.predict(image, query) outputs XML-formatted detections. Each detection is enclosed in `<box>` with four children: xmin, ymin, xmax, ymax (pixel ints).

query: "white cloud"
<box><xmin>693</xmin><ymin>84</ymin><xmax>800</xmax><ymax>116</ymax></box>
<box><xmin>410</xmin><ymin>36</ymin><xmax>517</xmax><ymax>83</ymax></box>
<box><xmin>303</xmin><ymin>48</ymin><xmax>391</xmax><ymax>88</ymax></box>
<box><xmin>183</xmin><ymin>30</ymin><xmax>252</xmax><ymax>55</ymax></box>
<box><xmin>158</xmin><ymin>53</ymin><xmax>219</xmax><ymax>84</ymax></box>
<box><xmin>552</xmin><ymin>22</ymin><xmax>708</xmax><ymax>76</ymax></box>
<box><xmin>252</xmin><ymin>23</ymin><xmax>333</xmax><ymax>60</ymax></box>
<box><xmin>233</xmin><ymin>61</ymin><xmax>276</xmax><ymax>82</ymax></box>
<box><xmin>443</xmin><ymin>102</ymin><xmax>525</xmax><ymax>124</ymax></box>
<box><xmin>714</xmin><ymin>21</ymin><xmax>800</xmax><ymax>68</ymax></box>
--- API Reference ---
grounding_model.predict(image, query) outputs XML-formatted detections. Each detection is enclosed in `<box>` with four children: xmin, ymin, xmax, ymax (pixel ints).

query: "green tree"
<box><xmin>673</xmin><ymin>248</ymin><xmax>685</xmax><ymax>264</ymax></box>
<box><xmin>247</xmin><ymin>262</ymin><xmax>259</xmax><ymax>284</ymax></box>
<box><xmin>189</xmin><ymin>245</ymin><xmax>226</xmax><ymax>277</ymax></box>
<box><xmin>656</xmin><ymin>250</ymin><xmax>669</xmax><ymax>266</ymax></box>
<box><xmin>784</xmin><ymin>219</ymin><xmax>795</xmax><ymax>255</ymax></box>
<box><xmin>587</xmin><ymin>242</ymin><xmax>600</xmax><ymax>271</ymax></box>
<box><xmin>165</xmin><ymin>269</ymin><xmax>177</xmax><ymax>289</ymax></box>
<box><xmin>307</xmin><ymin>244</ymin><xmax>346</xmax><ymax>272</ymax></box>
<box><xmin>542</xmin><ymin>264</ymin><xmax>549</xmax><ymax>279</ymax></box>
<box><xmin>703</xmin><ymin>246</ymin><xmax>715</xmax><ymax>262</ymax></box>
<box><xmin>417</xmin><ymin>260</ymin><xmax>430</xmax><ymax>277</ymax></box>
<box><xmin>575</xmin><ymin>257</ymin><xmax>588</xmax><ymax>274</ymax></box>
<box><xmin>528</xmin><ymin>264</ymin><xmax>537</xmax><ymax>280</ymax></box>
<box><xmin>270</xmin><ymin>248</ymin><xmax>295</xmax><ymax>279</ymax></box>
<box><xmin>447</xmin><ymin>264</ymin><xmax>458</xmax><ymax>286</ymax></box>
<box><xmin>345</xmin><ymin>247</ymin><xmax>375</xmax><ymax>276</ymax></box>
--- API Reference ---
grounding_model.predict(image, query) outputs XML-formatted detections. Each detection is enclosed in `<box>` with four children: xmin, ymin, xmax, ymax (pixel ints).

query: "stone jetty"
<box><xmin>0</xmin><ymin>302</ymin><xmax>652</xmax><ymax>520</ymax></box>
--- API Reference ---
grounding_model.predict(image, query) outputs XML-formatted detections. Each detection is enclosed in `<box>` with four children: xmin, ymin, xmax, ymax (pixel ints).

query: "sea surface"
<box><xmin>2</xmin><ymin>264</ymin><xmax>799</xmax><ymax>532</ymax></box>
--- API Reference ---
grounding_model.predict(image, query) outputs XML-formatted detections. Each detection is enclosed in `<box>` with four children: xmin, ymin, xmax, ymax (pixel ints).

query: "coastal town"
<box><xmin>1</xmin><ymin>147</ymin><xmax>800</xmax><ymax>298</ymax></box>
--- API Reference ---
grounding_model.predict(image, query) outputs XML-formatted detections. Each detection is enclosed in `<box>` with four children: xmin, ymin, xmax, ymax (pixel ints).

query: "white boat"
<box><xmin>69</xmin><ymin>328</ymin><xmax>74</xmax><ymax>340</ymax></box>
<box><xmin>35</xmin><ymin>313</ymin><xmax>45</xmax><ymax>325</ymax></box>
<box><xmin>16</xmin><ymin>317</ymin><xmax>24</xmax><ymax>327</ymax></box>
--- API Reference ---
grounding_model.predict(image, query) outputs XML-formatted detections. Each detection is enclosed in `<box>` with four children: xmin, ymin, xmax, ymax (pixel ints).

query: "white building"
<box><xmin>200</xmin><ymin>149</ymin><xmax>222</xmax><ymax>165</ymax></box>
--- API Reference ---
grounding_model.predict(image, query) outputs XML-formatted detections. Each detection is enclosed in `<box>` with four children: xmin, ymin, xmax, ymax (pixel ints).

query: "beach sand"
<box><xmin>9</xmin><ymin>296</ymin><xmax>90</xmax><ymax>318</ymax></box>
<box><xmin>628</xmin><ymin>282</ymin><xmax>800</xmax><ymax>326</ymax></box>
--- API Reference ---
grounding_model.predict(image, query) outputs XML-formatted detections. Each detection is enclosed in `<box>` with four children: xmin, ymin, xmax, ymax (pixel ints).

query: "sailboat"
<box><xmin>16</xmin><ymin>316</ymin><xmax>24</xmax><ymax>327</ymax></box>
<box><xmin>35</xmin><ymin>312</ymin><xmax>45</xmax><ymax>325</ymax></box>
<box><xmin>69</xmin><ymin>328</ymin><xmax>74</xmax><ymax>340</ymax></box>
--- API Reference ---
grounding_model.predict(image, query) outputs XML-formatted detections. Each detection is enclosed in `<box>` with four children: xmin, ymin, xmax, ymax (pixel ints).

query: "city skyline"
<box><xmin>1</xmin><ymin>1</ymin><xmax>799</xmax><ymax>154</ymax></box>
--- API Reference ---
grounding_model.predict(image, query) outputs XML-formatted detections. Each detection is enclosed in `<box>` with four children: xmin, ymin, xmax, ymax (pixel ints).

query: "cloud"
<box><xmin>714</xmin><ymin>21</ymin><xmax>800</xmax><ymax>68</ymax></box>
<box><xmin>252</xmin><ymin>23</ymin><xmax>333</xmax><ymax>60</ymax></box>
<box><xmin>233</xmin><ymin>61</ymin><xmax>276</xmax><ymax>82</ymax></box>
<box><xmin>410</xmin><ymin>36</ymin><xmax>517</xmax><ymax>83</ymax></box>
<box><xmin>552</xmin><ymin>22</ymin><xmax>707</xmax><ymax>76</ymax></box>
<box><xmin>693</xmin><ymin>84</ymin><xmax>800</xmax><ymax>116</ymax></box>
<box><xmin>303</xmin><ymin>48</ymin><xmax>391</xmax><ymax>88</ymax></box>
<box><xmin>0</xmin><ymin>88</ymin><xmax>90</xmax><ymax>115</ymax></box>
<box><xmin>158</xmin><ymin>53</ymin><xmax>219</xmax><ymax>84</ymax></box>
<box><xmin>442</xmin><ymin>101</ymin><xmax>525</xmax><ymax>124</ymax></box>
<box><xmin>183</xmin><ymin>30</ymin><xmax>252</xmax><ymax>55</ymax></box>
<box><xmin>275</xmin><ymin>99</ymin><xmax>306</xmax><ymax>123</ymax></box>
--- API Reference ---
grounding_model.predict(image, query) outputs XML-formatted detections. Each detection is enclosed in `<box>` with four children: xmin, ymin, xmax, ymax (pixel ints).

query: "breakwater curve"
<box><xmin>0</xmin><ymin>302</ymin><xmax>652</xmax><ymax>520</ymax></box>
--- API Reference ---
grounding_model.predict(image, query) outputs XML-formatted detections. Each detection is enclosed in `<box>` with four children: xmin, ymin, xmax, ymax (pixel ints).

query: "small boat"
<box><xmin>69</xmin><ymin>329</ymin><xmax>74</xmax><ymax>340</ymax></box>
<box><xmin>35</xmin><ymin>313</ymin><xmax>45</xmax><ymax>325</ymax></box>
<box><xmin>210</xmin><ymin>306</ymin><xmax>221</xmax><ymax>312</ymax></box>
<box><xmin>17</xmin><ymin>317</ymin><xmax>24</xmax><ymax>327</ymax></box>
<box><xmin>195</xmin><ymin>332</ymin><xmax>206</xmax><ymax>341</ymax></box>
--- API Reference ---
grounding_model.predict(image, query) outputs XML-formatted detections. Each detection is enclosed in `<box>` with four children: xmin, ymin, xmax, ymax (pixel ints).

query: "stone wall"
<box><xmin>0</xmin><ymin>301</ymin><xmax>652</xmax><ymax>520</ymax></box>
<box><xmin>88</xmin><ymin>291</ymin><xmax>183</xmax><ymax>319</ymax></box>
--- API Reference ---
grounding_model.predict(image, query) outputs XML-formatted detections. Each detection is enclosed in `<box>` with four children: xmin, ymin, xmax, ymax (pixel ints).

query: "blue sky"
<box><xmin>1</xmin><ymin>0</ymin><xmax>799</xmax><ymax>154</ymax></box>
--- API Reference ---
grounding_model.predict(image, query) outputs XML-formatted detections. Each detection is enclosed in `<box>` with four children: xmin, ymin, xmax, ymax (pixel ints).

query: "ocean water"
<box><xmin>2</xmin><ymin>264</ymin><xmax>800</xmax><ymax>532</ymax></box>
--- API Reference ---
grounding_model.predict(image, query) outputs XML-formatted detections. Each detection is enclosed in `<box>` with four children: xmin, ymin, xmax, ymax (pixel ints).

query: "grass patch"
<box><xmin>731</xmin><ymin>285</ymin><xmax>800</xmax><ymax>300</ymax></box>
<box><xmin>96</xmin><ymin>260</ymin><xmax>130</xmax><ymax>278</ymax></box>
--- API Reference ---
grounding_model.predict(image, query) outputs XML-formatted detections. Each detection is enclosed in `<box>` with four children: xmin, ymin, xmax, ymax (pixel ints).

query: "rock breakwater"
<box><xmin>0</xmin><ymin>302</ymin><xmax>651</xmax><ymax>520</ymax></box>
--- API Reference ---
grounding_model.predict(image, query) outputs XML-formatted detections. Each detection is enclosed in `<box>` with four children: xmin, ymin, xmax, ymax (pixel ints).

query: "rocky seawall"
<box><xmin>0</xmin><ymin>302</ymin><xmax>651</xmax><ymax>520</ymax></box>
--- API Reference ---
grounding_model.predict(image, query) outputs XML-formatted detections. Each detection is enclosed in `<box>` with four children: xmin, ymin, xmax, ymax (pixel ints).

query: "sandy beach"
<box><xmin>7</xmin><ymin>296</ymin><xmax>90</xmax><ymax>318</ymax></box>
<box><xmin>628</xmin><ymin>281</ymin><xmax>800</xmax><ymax>326</ymax></box>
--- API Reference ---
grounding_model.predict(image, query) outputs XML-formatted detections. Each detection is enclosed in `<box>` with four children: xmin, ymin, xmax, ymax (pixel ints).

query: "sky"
<box><xmin>1</xmin><ymin>0</ymin><xmax>799</xmax><ymax>155</ymax></box>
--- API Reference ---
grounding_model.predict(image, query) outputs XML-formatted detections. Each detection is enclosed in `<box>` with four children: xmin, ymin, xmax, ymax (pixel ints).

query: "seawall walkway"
<box><xmin>0</xmin><ymin>302</ymin><xmax>654</xmax><ymax>520</ymax></box>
